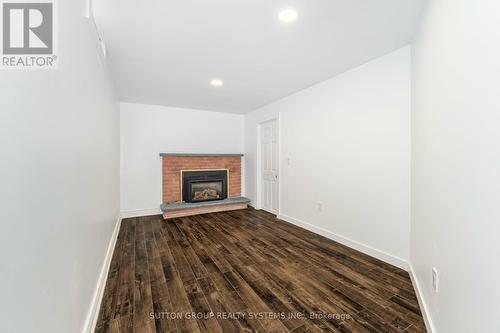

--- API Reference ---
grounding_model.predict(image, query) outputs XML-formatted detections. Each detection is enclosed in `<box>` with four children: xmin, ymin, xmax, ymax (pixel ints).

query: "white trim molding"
<box><xmin>82</xmin><ymin>216</ymin><xmax>122</xmax><ymax>333</ymax></box>
<box><xmin>120</xmin><ymin>208</ymin><xmax>162</xmax><ymax>219</ymax></box>
<box><xmin>408</xmin><ymin>264</ymin><xmax>436</xmax><ymax>333</ymax></box>
<box><xmin>277</xmin><ymin>213</ymin><xmax>408</xmax><ymax>270</ymax></box>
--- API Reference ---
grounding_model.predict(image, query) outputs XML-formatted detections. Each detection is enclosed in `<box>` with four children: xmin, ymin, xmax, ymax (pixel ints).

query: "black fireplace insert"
<box><xmin>181</xmin><ymin>170</ymin><xmax>228</xmax><ymax>203</ymax></box>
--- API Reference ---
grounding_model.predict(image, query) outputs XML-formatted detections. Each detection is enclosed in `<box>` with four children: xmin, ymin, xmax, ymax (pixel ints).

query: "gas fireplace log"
<box><xmin>193</xmin><ymin>189</ymin><xmax>220</xmax><ymax>201</ymax></box>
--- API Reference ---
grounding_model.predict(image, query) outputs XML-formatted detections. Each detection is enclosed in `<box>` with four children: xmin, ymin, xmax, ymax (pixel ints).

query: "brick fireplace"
<box><xmin>160</xmin><ymin>153</ymin><xmax>249</xmax><ymax>219</ymax></box>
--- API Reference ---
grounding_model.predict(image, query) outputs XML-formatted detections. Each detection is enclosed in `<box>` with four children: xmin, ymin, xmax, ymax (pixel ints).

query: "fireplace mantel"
<box><xmin>160</xmin><ymin>153</ymin><xmax>244</xmax><ymax>157</ymax></box>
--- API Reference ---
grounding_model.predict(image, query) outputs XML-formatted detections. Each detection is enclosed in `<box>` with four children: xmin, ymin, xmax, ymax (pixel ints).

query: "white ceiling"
<box><xmin>94</xmin><ymin>0</ymin><xmax>423</xmax><ymax>114</ymax></box>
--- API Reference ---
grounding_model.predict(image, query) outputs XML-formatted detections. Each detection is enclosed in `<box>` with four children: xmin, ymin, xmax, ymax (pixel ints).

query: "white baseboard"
<box><xmin>82</xmin><ymin>216</ymin><xmax>122</xmax><ymax>333</ymax></box>
<box><xmin>248</xmin><ymin>200</ymin><xmax>263</xmax><ymax>210</ymax></box>
<box><xmin>120</xmin><ymin>207</ymin><xmax>161</xmax><ymax>218</ymax></box>
<box><xmin>408</xmin><ymin>263</ymin><xmax>436</xmax><ymax>333</ymax></box>
<box><xmin>277</xmin><ymin>213</ymin><xmax>408</xmax><ymax>270</ymax></box>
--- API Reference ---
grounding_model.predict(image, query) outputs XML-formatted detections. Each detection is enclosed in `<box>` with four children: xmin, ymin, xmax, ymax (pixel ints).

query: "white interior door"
<box><xmin>261</xmin><ymin>120</ymin><xmax>279</xmax><ymax>214</ymax></box>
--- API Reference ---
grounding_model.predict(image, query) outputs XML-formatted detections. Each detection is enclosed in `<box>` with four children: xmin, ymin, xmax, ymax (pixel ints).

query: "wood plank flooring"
<box><xmin>95</xmin><ymin>208</ymin><xmax>426</xmax><ymax>333</ymax></box>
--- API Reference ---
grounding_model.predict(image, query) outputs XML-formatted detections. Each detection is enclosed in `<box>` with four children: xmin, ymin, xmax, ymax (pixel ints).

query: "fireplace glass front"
<box><xmin>181</xmin><ymin>170</ymin><xmax>228</xmax><ymax>203</ymax></box>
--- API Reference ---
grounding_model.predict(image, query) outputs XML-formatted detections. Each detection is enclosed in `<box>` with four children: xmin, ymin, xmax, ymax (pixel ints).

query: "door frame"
<box><xmin>256</xmin><ymin>117</ymin><xmax>281</xmax><ymax>214</ymax></box>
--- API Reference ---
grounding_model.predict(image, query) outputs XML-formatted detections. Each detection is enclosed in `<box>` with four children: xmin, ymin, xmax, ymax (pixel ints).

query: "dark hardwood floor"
<box><xmin>95</xmin><ymin>208</ymin><xmax>426</xmax><ymax>333</ymax></box>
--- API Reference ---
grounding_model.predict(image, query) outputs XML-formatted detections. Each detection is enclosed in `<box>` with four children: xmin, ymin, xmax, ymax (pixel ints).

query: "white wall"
<box><xmin>0</xmin><ymin>2</ymin><xmax>120</xmax><ymax>333</ymax></box>
<box><xmin>411</xmin><ymin>1</ymin><xmax>500</xmax><ymax>332</ymax></box>
<box><xmin>245</xmin><ymin>47</ymin><xmax>411</xmax><ymax>266</ymax></box>
<box><xmin>120</xmin><ymin>103</ymin><xmax>244</xmax><ymax>215</ymax></box>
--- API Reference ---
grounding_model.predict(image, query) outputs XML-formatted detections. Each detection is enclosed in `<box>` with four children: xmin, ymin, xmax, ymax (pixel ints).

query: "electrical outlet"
<box><xmin>432</xmin><ymin>267</ymin><xmax>439</xmax><ymax>292</ymax></box>
<box><xmin>287</xmin><ymin>157</ymin><xmax>291</xmax><ymax>166</ymax></box>
<box><xmin>317</xmin><ymin>202</ymin><xmax>323</xmax><ymax>212</ymax></box>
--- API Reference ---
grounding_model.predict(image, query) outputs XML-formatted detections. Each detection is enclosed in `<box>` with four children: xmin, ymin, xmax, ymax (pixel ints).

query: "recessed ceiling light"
<box><xmin>210</xmin><ymin>79</ymin><xmax>223</xmax><ymax>87</ymax></box>
<box><xmin>279</xmin><ymin>8</ymin><xmax>298</xmax><ymax>23</ymax></box>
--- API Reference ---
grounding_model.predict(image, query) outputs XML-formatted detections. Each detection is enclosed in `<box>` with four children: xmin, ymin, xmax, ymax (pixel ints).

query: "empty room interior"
<box><xmin>1</xmin><ymin>0</ymin><xmax>500</xmax><ymax>332</ymax></box>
